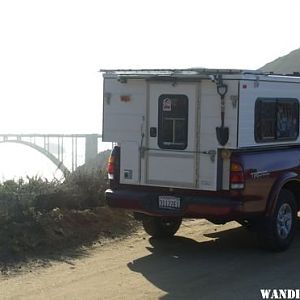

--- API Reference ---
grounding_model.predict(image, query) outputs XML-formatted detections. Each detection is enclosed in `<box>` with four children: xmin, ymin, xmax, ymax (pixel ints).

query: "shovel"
<box><xmin>216</xmin><ymin>84</ymin><xmax>229</xmax><ymax>146</ymax></box>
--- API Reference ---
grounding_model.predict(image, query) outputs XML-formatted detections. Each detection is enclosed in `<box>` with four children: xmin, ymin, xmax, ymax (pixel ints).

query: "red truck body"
<box><xmin>107</xmin><ymin>146</ymin><xmax>300</xmax><ymax>221</ymax></box>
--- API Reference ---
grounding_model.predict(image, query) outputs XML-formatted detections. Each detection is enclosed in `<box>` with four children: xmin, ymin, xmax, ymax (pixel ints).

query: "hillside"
<box><xmin>260</xmin><ymin>48</ymin><xmax>300</xmax><ymax>74</ymax></box>
<box><xmin>76</xmin><ymin>149</ymin><xmax>110</xmax><ymax>173</ymax></box>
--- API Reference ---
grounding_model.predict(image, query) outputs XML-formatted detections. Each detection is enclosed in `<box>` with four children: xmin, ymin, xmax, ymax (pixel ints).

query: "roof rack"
<box><xmin>99</xmin><ymin>68</ymin><xmax>267</xmax><ymax>80</ymax></box>
<box><xmin>100</xmin><ymin>68</ymin><xmax>300</xmax><ymax>80</ymax></box>
<box><xmin>100</xmin><ymin>68</ymin><xmax>260</xmax><ymax>75</ymax></box>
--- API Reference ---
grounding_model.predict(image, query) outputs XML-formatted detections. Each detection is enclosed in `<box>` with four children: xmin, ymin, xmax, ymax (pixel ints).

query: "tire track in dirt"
<box><xmin>1</xmin><ymin>219</ymin><xmax>300</xmax><ymax>299</ymax></box>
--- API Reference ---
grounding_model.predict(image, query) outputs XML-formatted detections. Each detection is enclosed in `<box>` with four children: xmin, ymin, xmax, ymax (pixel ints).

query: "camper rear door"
<box><xmin>145</xmin><ymin>82</ymin><xmax>198</xmax><ymax>188</ymax></box>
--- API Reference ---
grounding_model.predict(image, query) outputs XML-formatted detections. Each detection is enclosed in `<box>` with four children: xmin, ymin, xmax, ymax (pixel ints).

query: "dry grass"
<box><xmin>0</xmin><ymin>168</ymin><xmax>137</xmax><ymax>261</ymax></box>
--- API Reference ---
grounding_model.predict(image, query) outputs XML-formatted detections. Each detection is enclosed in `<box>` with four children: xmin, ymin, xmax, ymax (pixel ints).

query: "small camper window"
<box><xmin>158</xmin><ymin>94</ymin><xmax>188</xmax><ymax>150</ymax></box>
<box><xmin>255</xmin><ymin>98</ymin><xmax>299</xmax><ymax>142</ymax></box>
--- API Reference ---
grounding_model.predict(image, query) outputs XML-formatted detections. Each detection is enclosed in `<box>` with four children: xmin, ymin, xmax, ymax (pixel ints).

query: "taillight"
<box><xmin>107</xmin><ymin>155</ymin><xmax>115</xmax><ymax>179</ymax></box>
<box><xmin>230</xmin><ymin>162</ymin><xmax>245</xmax><ymax>190</ymax></box>
<box><xmin>107</xmin><ymin>146</ymin><xmax>120</xmax><ymax>183</ymax></box>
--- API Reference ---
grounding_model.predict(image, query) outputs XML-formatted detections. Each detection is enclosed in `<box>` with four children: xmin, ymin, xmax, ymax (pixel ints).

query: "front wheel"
<box><xmin>142</xmin><ymin>216</ymin><xmax>182</xmax><ymax>238</ymax></box>
<box><xmin>258</xmin><ymin>189</ymin><xmax>297</xmax><ymax>251</ymax></box>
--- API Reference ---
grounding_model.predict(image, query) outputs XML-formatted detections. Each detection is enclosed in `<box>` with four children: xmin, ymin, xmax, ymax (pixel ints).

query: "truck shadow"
<box><xmin>128</xmin><ymin>221</ymin><xmax>300</xmax><ymax>300</ymax></box>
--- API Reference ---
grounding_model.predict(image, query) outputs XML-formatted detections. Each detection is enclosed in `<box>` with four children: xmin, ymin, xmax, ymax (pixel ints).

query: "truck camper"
<box><xmin>101</xmin><ymin>68</ymin><xmax>300</xmax><ymax>251</ymax></box>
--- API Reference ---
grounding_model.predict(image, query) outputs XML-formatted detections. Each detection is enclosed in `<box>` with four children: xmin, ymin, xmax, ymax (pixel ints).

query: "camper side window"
<box><xmin>158</xmin><ymin>94</ymin><xmax>188</xmax><ymax>150</ymax></box>
<box><xmin>255</xmin><ymin>98</ymin><xmax>299</xmax><ymax>142</ymax></box>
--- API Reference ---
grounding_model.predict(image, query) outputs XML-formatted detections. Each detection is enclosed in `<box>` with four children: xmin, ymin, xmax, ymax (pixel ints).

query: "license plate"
<box><xmin>158</xmin><ymin>196</ymin><xmax>181</xmax><ymax>210</ymax></box>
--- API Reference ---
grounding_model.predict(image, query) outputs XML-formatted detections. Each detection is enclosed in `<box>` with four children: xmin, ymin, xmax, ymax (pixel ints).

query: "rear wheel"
<box><xmin>142</xmin><ymin>216</ymin><xmax>182</xmax><ymax>238</ymax></box>
<box><xmin>258</xmin><ymin>189</ymin><xmax>297</xmax><ymax>251</ymax></box>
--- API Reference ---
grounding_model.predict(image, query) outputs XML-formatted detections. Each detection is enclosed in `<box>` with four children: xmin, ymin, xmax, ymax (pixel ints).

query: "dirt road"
<box><xmin>1</xmin><ymin>219</ymin><xmax>300</xmax><ymax>300</ymax></box>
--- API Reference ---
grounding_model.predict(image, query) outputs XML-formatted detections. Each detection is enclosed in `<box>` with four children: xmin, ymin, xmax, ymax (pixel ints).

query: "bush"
<box><xmin>0</xmin><ymin>177</ymin><xmax>60</xmax><ymax>223</ymax></box>
<box><xmin>0</xmin><ymin>167</ymin><xmax>137</xmax><ymax>258</ymax></box>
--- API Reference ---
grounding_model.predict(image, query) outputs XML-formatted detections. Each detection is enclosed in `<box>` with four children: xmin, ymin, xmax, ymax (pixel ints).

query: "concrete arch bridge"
<box><xmin>0</xmin><ymin>134</ymin><xmax>103</xmax><ymax>176</ymax></box>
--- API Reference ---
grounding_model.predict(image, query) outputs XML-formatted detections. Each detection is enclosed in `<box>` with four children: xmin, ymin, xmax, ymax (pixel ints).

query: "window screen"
<box><xmin>158</xmin><ymin>94</ymin><xmax>188</xmax><ymax>150</ymax></box>
<box><xmin>255</xmin><ymin>98</ymin><xmax>299</xmax><ymax>142</ymax></box>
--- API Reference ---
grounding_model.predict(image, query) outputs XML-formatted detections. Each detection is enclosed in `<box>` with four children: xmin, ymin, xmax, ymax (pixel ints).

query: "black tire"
<box><xmin>142</xmin><ymin>216</ymin><xmax>182</xmax><ymax>238</ymax></box>
<box><xmin>258</xmin><ymin>189</ymin><xmax>297</xmax><ymax>251</ymax></box>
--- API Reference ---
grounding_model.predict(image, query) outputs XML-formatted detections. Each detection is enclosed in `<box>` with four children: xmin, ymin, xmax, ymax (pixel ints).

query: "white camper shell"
<box><xmin>101</xmin><ymin>69</ymin><xmax>300</xmax><ymax>192</ymax></box>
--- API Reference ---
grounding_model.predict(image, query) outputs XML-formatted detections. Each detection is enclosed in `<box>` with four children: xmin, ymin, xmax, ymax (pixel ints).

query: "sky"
<box><xmin>0</xmin><ymin>0</ymin><xmax>299</xmax><ymax>179</ymax></box>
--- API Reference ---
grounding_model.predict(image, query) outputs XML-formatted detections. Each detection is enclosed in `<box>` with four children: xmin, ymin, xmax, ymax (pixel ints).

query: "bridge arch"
<box><xmin>0</xmin><ymin>140</ymin><xmax>70</xmax><ymax>176</ymax></box>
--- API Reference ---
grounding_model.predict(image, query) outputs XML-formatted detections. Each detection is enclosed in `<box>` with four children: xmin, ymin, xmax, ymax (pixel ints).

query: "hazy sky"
<box><xmin>0</xmin><ymin>0</ymin><xmax>299</xmax><ymax>179</ymax></box>
<box><xmin>0</xmin><ymin>0</ymin><xmax>299</xmax><ymax>134</ymax></box>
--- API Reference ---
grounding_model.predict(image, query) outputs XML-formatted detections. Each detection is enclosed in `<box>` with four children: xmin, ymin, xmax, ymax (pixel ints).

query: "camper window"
<box><xmin>255</xmin><ymin>98</ymin><xmax>299</xmax><ymax>142</ymax></box>
<box><xmin>158</xmin><ymin>94</ymin><xmax>188</xmax><ymax>150</ymax></box>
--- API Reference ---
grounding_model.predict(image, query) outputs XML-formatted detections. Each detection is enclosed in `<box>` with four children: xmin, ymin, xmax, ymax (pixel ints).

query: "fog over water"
<box><xmin>0</xmin><ymin>144</ymin><xmax>63</xmax><ymax>181</ymax></box>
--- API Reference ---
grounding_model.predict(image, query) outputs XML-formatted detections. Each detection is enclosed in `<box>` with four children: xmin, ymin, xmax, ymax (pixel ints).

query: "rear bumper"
<box><xmin>106</xmin><ymin>189</ymin><xmax>250</xmax><ymax>220</ymax></box>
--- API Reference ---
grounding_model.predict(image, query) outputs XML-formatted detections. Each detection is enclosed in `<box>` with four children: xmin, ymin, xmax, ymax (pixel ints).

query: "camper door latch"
<box><xmin>150</xmin><ymin>127</ymin><xmax>157</xmax><ymax>137</ymax></box>
<box><xmin>201</xmin><ymin>150</ymin><xmax>217</xmax><ymax>162</ymax></box>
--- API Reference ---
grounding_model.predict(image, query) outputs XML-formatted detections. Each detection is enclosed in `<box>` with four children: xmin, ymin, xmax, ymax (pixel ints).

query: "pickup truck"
<box><xmin>101</xmin><ymin>68</ymin><xmax>300</xmax><ymax>251</ymax></box>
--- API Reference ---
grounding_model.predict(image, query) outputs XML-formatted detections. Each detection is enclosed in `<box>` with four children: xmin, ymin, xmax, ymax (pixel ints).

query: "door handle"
<box><xmin>201</xmin><ymin>150</ymin><xmax>216</xmax><ymax>162</ymax></box>
<box><xmin>150</xmin><ymin>127</ymin><xmax>157</xmax><ymax>137</ymax></box>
